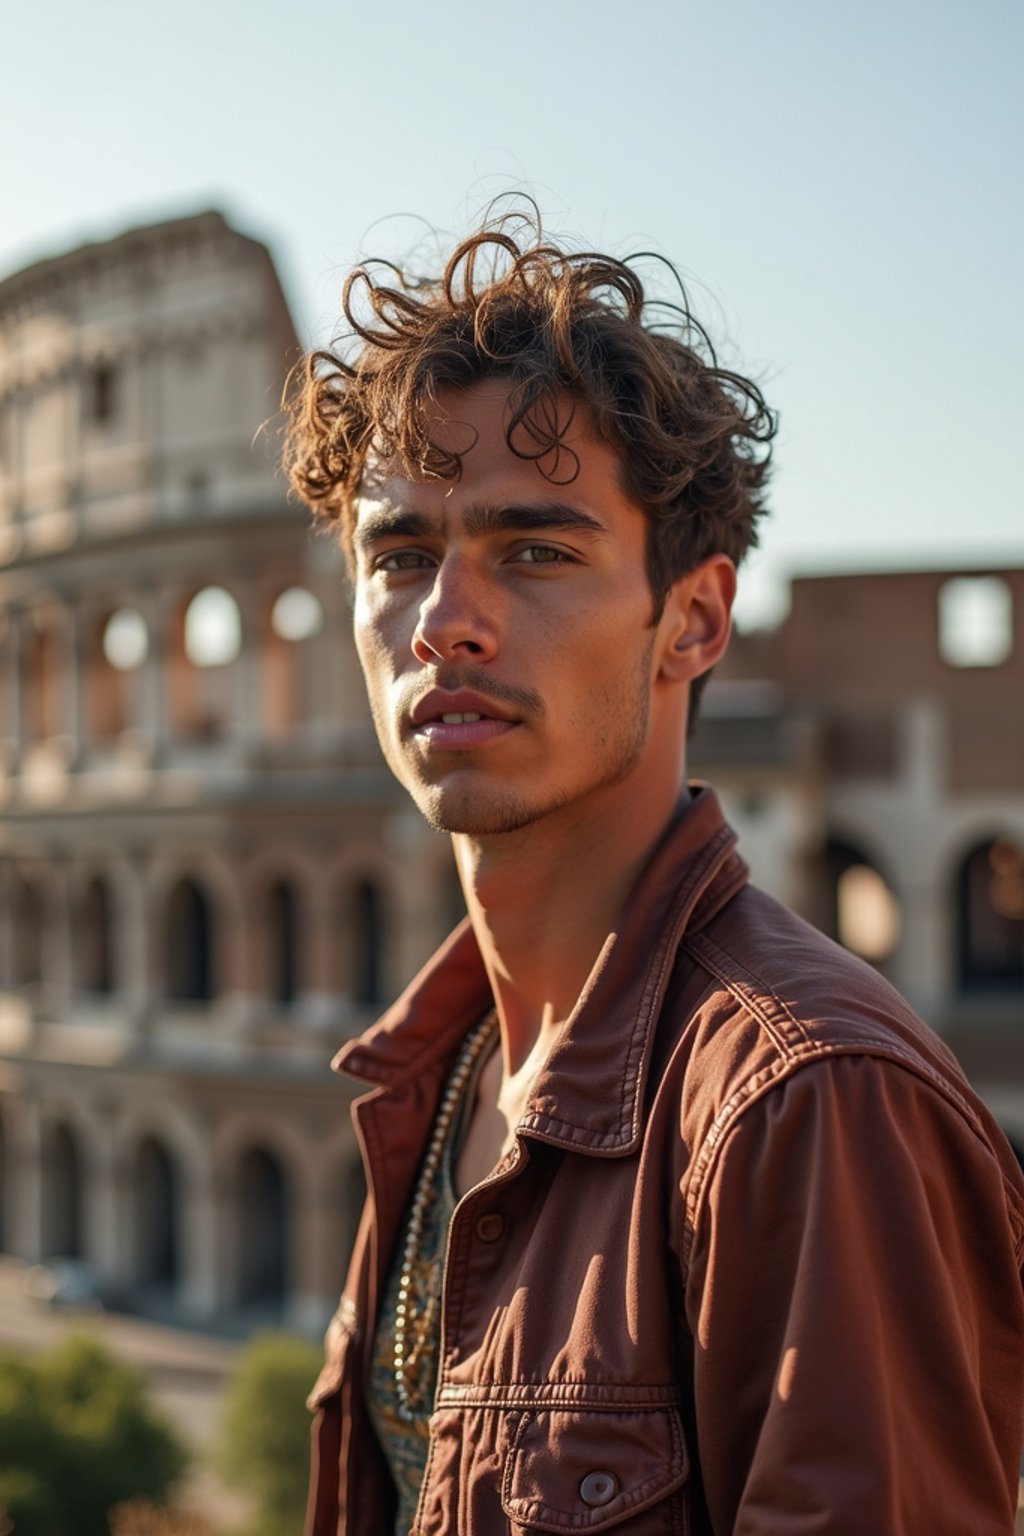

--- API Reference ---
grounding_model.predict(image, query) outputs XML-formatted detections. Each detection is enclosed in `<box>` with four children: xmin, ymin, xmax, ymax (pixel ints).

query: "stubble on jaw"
<box><xmin>382</xmin><ymin>640</ymin><xmax>657</xmax><ymax>839</ymax></box>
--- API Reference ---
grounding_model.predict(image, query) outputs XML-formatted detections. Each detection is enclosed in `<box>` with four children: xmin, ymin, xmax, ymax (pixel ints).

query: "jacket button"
<box><xmin>580</xmin><ymin>1471</ymin><xmax>617</xmax><ymax>1506</ymax></box>
<box><xmin>474</xmin><ymin>1212</ymin><xmax>505</xmax><ymax>1243</ymax></box>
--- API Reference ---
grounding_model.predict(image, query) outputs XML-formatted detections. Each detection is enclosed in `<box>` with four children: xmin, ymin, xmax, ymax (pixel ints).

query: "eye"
<box><xmin>511</xmin><ymin>544</ymin><xmax>576</xmax><ymax>566</ymax></box>
<box><xmin>372</xmin><ymin>548</ymin><xmax>436</xmax><ymax>573</ymax></box>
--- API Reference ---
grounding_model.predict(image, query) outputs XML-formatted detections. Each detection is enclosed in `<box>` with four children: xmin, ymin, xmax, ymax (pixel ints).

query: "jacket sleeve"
<box><xmin>684</xmin><ymin>1053</ymin><xmax>1024</xmax><ymax>1535</ymax></box>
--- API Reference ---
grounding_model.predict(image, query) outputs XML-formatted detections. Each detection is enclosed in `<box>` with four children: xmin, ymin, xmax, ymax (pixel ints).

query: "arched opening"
<box><xmin>957</xmin><ymin>837</ymin><xmax>1024</xmax><ymax>993</ymax></box>
<box><xmin>75</xmin><ymin>874</ymin><xmax>114</xmax><ymax>995</ymax></box>
<box><xmin>13</xmin><ymin>875</ymin><xmax>43</xmax><ymax>987</ymax></box>
<box><xmin>352</xmin><ymin>879</ymin><xmax>384</xmax><ymax>1008</ymax></box>
<box><xmin>268</xmin><ymin>879</ymin><xmax>301</xmax><ymax>1006</ymax></box>
<box><xmin>237</xmin><ymin>1146</ymin><xmax>288</xmax><ymax>1310</ymax></box>
<box><xmin>168</xmin><ymin>586</ymin><xmax>242</xmax><ymax>740</ymax></box>
<box><xmin>134</xmin><ymin>1138</ymin><xmax>178</xmax><ymax>1290</ymax></box>
<box><xmin>821</xmin><ymin>838</ymin><xmax>901</xmax><ymax>965</ymax></box>
<box><xmin>165</xmin><ymin>877</ymin><xmax>214</xmax><ymax>1001</ymax></box>
<box><xmin>88</xmin><ymin>607</ymin><xmax>148</xmax><ymax>740</ymax></box>
<box><xmin>263</xmin><ymin>587</ymin><xmax>323</xmax><ymax>739</ymax></box>
<box><xmin>25</xmin><ymin>622</ymin><xmax>61</xmax><ymax>743</ymax></box>
<box><xmin>44</xmin><ymin>1122</ymin><xmax>82</xmax><ymax>1259</ymax></box>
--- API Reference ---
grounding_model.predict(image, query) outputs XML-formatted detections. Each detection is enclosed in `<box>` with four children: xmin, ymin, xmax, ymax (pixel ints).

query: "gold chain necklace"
<box><xmin>392</xmin><ymin>1013</ymin><xmax>497</xmax><ymax>1423</ymax></box>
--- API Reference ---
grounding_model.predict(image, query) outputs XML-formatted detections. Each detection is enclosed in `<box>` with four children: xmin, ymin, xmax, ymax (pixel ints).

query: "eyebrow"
<box><xmin>353</xmin><ymin>499</ymin><xmax>607</xmax><ymax>553</ymax></box>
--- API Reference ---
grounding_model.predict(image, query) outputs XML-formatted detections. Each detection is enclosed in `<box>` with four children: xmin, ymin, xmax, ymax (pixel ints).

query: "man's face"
<box><xmin>351</xmin><ymin>379</ymin><xmax>683</xmax><ymax>837</ymax></box>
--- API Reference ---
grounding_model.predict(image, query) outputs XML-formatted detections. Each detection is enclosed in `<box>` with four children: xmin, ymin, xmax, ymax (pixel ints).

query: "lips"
<box><xmin>407</xmin><ymin>688</ymin><xmax>521</xmax><ymax>750</ymax></box>
<box><xmin>409</xmin><ymin>689</ymin><xmax>520</xmax><ymax>729</ymax></box>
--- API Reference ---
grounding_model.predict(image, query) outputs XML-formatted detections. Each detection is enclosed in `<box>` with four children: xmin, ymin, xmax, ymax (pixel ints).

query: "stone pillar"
<box><xmin>304</xmin><ymin>884</ymin><xmax>348</xmax><ymax>1034</ymax></box>
<box><xmin>234</xmin><ymin>578</ymin><xmax>262</xmax><ymax>747</ymax></box>
<box><xmin>62</xmin><ymin>599</ymin><xmax>83</xmax><ymax>748</ymax></box>
<box><xmin>119</xmin><ymin>854</ymin><xmax>152</xmax><ymax>1028</ymax></box>
<box><xmin>85</xmin><ymin>1130</ymin><xmax>123</xmax><ymax>1285</ymax></box>
<box><xmin>6</xmin><ymin>1096</ymin><xmax>44</xmax><ymax>1261</ymax></box>
<box><xmin>139</xmin><ymin>585</ymin><xmax>171</xmax><ymax>752</ymax></box>
<box><xmin>0</xmin><ymin>609</ymin><xmax>19</xmax><ymax>759</ymax></box>
<box><xmin>181</xmin><ymin>1153</ymin><xmax>220</xmax><ymax>1318</ymax></box>
<box><xmin>41</xmin><ymin>864</ymin><xmax>73</xmax><ymax>1021</ymax></box>
<box><xmin>288</xmin><ymin>1160</ymin><xmax>331</xmax><ymax>1332</ymax></box>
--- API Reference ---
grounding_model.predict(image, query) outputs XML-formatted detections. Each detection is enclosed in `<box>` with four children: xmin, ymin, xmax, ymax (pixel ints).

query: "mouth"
<box><xmin>407</xmin><ymin>689</ymin><xmax>522</xmax><ymax>750</ymax></box>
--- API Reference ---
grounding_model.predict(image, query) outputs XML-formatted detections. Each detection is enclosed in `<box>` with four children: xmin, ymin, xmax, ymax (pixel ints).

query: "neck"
<box><xmin>453</xmin><ymin>777</ymin><xmax>690</xmax><ymax>1076</ymax></box>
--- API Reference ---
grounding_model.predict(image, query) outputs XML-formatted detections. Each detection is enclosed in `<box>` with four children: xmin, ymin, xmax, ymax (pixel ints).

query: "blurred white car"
<box><xmin>22</xmin><ymin>1258</ymin><xmax>107</xmax><ymax>1309</ymax></box>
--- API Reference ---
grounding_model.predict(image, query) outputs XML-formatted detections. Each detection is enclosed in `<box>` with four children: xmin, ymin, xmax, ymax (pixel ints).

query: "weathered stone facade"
<box><xmin>0</xmin><ymin>212</ymin><xmax>457</xmax><ymax>1330</ymax></box>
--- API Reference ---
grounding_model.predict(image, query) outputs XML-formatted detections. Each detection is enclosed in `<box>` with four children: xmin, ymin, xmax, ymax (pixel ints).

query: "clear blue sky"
<box><xmin>2</xmin><ymin>0</ymin><xmax>1020</xmax><ymax>626</ymax></box>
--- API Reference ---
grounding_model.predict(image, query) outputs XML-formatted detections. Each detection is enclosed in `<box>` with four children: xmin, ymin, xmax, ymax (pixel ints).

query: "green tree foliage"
<box><xmin>0</xmin><ymin>1336</ymin><xmax>187</xmax><ymax>1536</ymax></box>
<box><xmin>216</xmin><ymin>1332</ymin><xmax>322</xmax><ymax>1536</ymax></box>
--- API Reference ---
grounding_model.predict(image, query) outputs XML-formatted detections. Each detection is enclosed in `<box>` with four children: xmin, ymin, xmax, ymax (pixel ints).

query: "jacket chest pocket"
<box><xmin>501</xmin><ymin>1407</ymin><xmax>689</xmax><ymax>1533</ymax></box>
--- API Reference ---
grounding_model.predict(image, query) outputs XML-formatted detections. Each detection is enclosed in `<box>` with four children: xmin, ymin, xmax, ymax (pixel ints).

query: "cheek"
<box><xmin>353</xmin><ymin>598</ymin><xmax>400</xmax><ymax>683</ymax></box>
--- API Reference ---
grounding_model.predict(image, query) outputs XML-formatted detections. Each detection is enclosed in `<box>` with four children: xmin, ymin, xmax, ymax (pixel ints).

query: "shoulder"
<box><xmin>660</xmin><ymin>882</ymin><xmax>1024</xmax><ymax>1254</ymax></box>
<box><xmin>680</xmin><ymin>879</ymin><xmax>969</xmax><ymax>1096</ymax></box>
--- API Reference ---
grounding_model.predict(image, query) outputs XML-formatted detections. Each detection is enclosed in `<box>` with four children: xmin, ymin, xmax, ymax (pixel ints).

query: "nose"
<box><xmin>411</xmin><ymin>555</ymin><xmax>498</xmax><ymax>664</ymax></box>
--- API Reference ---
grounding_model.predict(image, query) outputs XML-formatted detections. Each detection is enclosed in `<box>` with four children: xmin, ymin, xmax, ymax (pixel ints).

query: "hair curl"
<box><xmin>283</xmin><ymin>211</ymin><xmax>776</xmax><ymax>630</ymax></box>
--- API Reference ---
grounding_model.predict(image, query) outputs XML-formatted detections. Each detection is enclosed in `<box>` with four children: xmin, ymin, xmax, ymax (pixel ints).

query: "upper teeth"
<box><xmin>441</xmin><ymin>712</ymin><xmax>482</xmax><ymax>724</ymax></box>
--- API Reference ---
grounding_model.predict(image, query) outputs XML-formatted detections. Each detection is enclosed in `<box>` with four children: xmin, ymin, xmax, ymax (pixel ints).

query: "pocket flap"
<box><xmin>501</xmin><ymin>1407</ymin><xmax>688</xmax><ymax>1532</ymax></box>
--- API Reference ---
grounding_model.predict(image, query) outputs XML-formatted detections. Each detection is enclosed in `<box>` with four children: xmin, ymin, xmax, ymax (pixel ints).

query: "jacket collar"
<box><xmin>334</xmin><ymin>786</ymin><xmax>747</xmax><ymax>1155</ymax></box>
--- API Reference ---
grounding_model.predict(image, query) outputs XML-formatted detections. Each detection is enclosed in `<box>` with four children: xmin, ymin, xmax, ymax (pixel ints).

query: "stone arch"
<box><xmin>266</xmin><ymin>877</ymin><xmax>302</xmax><ymax>1005</ymax></box>
<box><xmin>85</xmin><ymin>605</ymin><xmax>149</xmax><ymax>741</ymax></box>
<box><xmin>132</xmin><ymin>1136</ymin><xmax>179</xmax><ymax>1290</ymax></box>
<box><xmin>74</xmin><ymin>871</ymin><xmax>115</xmax><ymax>995</ymax></box>
<box><xmin>164</xmin><ymin>876</ymin><xmax>215</xmax><ymax>1001</ymax></box>
<box><xmin>328</xmin><ymin>865</ymin><xmax>396</xmax><ymax>1008</ymax></box>
<box><xmin>815</xmin><ymin>833</ymin><xmax>901</xmax><ymax>966</ymax></box>
<box><xmin>152</xmin><ymin>847</ymin><xmax>246</xmax><ymax>1007</ymax></box>
<box><xmin>11</xmin><ymin>870</ymin><xmax>44</xmax><ymax>987</ymax></box>
<box><xmin>351</xmin><ymin>878</ymin><xmax>384</xmax><ymax>1007</ymax></box>
<box><xmin>956</xmin><ymin>834</ymin><xmax>1024</xmax><ymax>993</ymax></box>
<box><xmin>167</xmin><ymin>585</ymin><xmax>244</xmax><ymax>740</ymax></box>
<box><xmin>13</xmin><ymin>869</ymin><xmax>44</xmax><ymax>987</ymax></box>
<box><xmin>42</xmin><ymin>1121</ymin><xmax>83</xmax><ymax>1259</ymax></box>
<box><xmin>261</xmin><ymin>584</ymin><xmax>323</xmax><ymax>738</ymax></box>
<box><xmin>236</xmin><ymin>1145</ymin><xmax>289</xmax><ymax>1310</ymax></box>
<box><xmin>323</xmin><ymin>848</ymin><xmax>406</xmax><ymax>1009</ymax></box>
<box><xmin>214</xmin><ymin>1112</ymin><xmax>313</xmax><ymax>1315</ymax></box>
<box><xmin>239</xmin><ymin>846</ymin><xmax>322</xmax><ymax>1006</ymax></box>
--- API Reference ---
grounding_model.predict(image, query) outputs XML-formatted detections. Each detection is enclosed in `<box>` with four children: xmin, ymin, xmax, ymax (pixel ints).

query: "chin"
<box><xmin>414</xmin><ymin>783</ymin><xmax>570</xmax><ymax>837</ymax></box>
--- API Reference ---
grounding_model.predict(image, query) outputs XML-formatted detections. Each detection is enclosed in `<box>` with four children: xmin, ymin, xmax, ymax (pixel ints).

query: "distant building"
<box><xmin>0</xmin><ymin>211</ymin><xmax>456</xmax><ymax>1330</ymax></box>
<box><xmin>695</xmin><ymin>567</ymin><xmax>1024</xmax><ymax>1159</ymax></box>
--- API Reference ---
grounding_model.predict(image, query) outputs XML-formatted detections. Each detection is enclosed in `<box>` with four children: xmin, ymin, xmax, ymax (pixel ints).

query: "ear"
<box><xmin>656</xmin><ymin>555</ymin><xmax>736</xmax><ymax>684</ymax></box>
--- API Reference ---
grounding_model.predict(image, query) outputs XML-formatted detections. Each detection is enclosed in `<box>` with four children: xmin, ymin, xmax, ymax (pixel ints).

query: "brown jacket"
<box><xmin>306</xmin><ymin>789</ymin><xmax>1024</xmax><ymax>1534</ymax></box>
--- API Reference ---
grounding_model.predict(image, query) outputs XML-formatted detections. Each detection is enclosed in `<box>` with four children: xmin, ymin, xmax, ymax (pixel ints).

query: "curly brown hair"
<box><xmin>283</xmin><ymin>212</ymin><xmax>776</xmax><ymax>621</ymax></box>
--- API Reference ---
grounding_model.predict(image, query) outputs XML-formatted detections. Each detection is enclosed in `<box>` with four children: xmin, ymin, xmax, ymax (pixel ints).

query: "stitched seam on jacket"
<box><xmin>502</xmin><ymin>1407</ymin><xmax>686</xmax><ymax>1527</ymax></box>
<box><xmin>684</xmin><ymin>930</ymin><xmax>811</xmax><ymax>1055</ymax></box>
<box><xmin>684</xmin><ymin>928</ymin><xmax>988</xmax><ymax>1130</ymax></box>
<box><xmin>436</xmin><ymin>1382</ymin><xmax>683</xmax><ymax>1409</ymax></box>
<box><xmin>679</xmin><ymin>1043</ymin><xmax>1017</xmax><ymax>1271</ymax></box>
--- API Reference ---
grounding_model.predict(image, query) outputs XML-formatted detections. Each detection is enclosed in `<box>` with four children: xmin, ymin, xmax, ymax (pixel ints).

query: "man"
<box><xmin>285</xmin><ymin>218</ymin><xmax>1024</xmax><ymax>1534</ymax></box>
